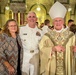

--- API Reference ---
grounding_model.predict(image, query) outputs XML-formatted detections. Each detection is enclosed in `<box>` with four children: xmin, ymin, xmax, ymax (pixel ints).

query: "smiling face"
<box><xmin>26</xmin><ymin>12</ymin><xmax>37</xmax><ymax>27</ymax></box>
<box><xmin>53</xmin><ymin>17</ymin><xmax>64</xmax><ymax>30</ymax></box>
<box><xmin>8</xmin><ymin>21</ymin><xmax>17</xmax><ymax>34</ymax></box>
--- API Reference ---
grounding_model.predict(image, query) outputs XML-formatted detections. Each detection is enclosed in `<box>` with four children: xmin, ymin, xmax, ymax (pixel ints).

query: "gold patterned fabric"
<box><xmin>39</xmin><ymin>29</ymin><xmax>75</xmax><ymax>75</ymax></box>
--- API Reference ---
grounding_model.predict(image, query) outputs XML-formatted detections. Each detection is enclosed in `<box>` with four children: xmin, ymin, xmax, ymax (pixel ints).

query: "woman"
<box><xmin>0</xmin><ymin>19</ymin><xmax>23</xmax><ymax>75</ymax></box>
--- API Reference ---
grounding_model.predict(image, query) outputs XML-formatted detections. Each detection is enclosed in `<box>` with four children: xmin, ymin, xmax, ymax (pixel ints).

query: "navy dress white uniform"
<box><xmin>19</xmin><ymin>24</ymin><xmax>42</xmax><ymax>75</ymax></box>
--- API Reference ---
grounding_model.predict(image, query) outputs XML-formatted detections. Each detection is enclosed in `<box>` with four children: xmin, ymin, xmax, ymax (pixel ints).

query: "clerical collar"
<box><xmin>54</xmin><ymin>27</ymin><xmax>64</xmax><ymax>32</ymax></box>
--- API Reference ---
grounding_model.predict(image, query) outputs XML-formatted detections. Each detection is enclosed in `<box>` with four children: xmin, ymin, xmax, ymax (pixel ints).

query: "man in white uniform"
<box><xmin>19</xmin><ymin>11</ymin><xmax>42</xmax><ymax>75</ymax></box>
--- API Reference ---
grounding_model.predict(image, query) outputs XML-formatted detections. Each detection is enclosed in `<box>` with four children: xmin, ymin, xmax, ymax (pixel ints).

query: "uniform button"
<box><xmin>24</xmin><ymin>39</ymin><xmax>26</xmax><ymax>41</ymax></box>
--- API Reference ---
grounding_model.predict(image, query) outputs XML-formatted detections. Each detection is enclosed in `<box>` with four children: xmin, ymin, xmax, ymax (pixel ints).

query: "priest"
<box><xmin>39</xmin><ymin>1</ymin><xmax>75</xmax><ymax>75</ymax></box>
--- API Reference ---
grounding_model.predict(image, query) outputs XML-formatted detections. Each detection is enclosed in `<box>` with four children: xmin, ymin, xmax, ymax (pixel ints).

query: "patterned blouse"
<box><xmin>0</xmin><ymin>33</ymin><xmax>23</xmax><ymax>75</ymax></box>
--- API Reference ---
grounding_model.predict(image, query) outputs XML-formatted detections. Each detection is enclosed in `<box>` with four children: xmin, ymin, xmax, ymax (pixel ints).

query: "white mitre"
<box><xmin>49</xmin><ymin>1</ymin><xmax>67</xmax><ymax>19</ymax></box>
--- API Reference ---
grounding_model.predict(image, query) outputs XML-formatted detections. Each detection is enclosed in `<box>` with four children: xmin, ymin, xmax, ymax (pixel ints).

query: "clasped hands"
<box><xmin>52</xmin><ymin>45</ymin><xmax>65</xmax><ymax>52</ymax></box>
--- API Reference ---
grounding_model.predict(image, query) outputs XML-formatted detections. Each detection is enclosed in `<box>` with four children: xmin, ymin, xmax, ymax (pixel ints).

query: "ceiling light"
<box><xmin>5</xmin><ymin>6</ymin><xmax>10</xmax><ymax>10</ymax></box>
<box><xmin>68</xmin><ymin>7</ymin><xmax>72</xmax><ymax>11</ymax></box>
<box><xmin>37</xmin><ymin>7</ymin><xmax>41</xmax><ymax>11</ymax></box>
<box><xmin>5</xmin><ymin>2</ymin><xmax>10</xmax><ymax>10</ymax></box>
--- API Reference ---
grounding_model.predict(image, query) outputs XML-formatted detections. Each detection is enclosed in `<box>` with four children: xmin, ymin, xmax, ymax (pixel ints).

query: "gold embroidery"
<box><xmin>45</xmin><ymin>29</ymin><xmax>74</xmax><ymax>75</ymax></box>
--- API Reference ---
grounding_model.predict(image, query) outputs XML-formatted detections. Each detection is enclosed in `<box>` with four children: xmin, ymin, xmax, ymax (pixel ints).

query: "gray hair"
<box><xmin>27</xmin><ymin>11</ymin><xmax>37</xmax><ymax>18</ymax></box>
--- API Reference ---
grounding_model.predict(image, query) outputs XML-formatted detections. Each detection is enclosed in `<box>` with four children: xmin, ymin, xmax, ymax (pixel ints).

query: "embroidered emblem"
<box><xmin>36</xmin><ymin>31</ymin><xmax>41</xmax><ymax>36</ymax></box>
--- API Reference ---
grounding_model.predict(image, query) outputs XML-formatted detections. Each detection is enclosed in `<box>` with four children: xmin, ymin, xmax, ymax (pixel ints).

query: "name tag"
<box><xmin>23</xmin><ymin>33</ymin><xmax>27</xmax><ymax>35</ymax></box>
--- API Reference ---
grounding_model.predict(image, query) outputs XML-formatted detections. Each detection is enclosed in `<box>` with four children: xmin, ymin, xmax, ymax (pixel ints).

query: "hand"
<box><xmin>73</xmin><ymin>46</ymin><xmax>76</xmax><ymax>52</ymax></box>
<box><xmin>60</xmin><ymin>46</ymin><xmax>65</xmax><ymax>52</ymax></box>
<box><xmin>7</xmin><ymin>65</ymin><xmax>15</xmax><ymax>75</ymax></box>
<box><xmin>4</xmin><ymin>61</ymin><xmax>15</xmax><ymax>75</ymax></box>
<box><xmin>52</xmin><ymin>45</ymin><xmax>65</xmax><ymax>52</ymax></box>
